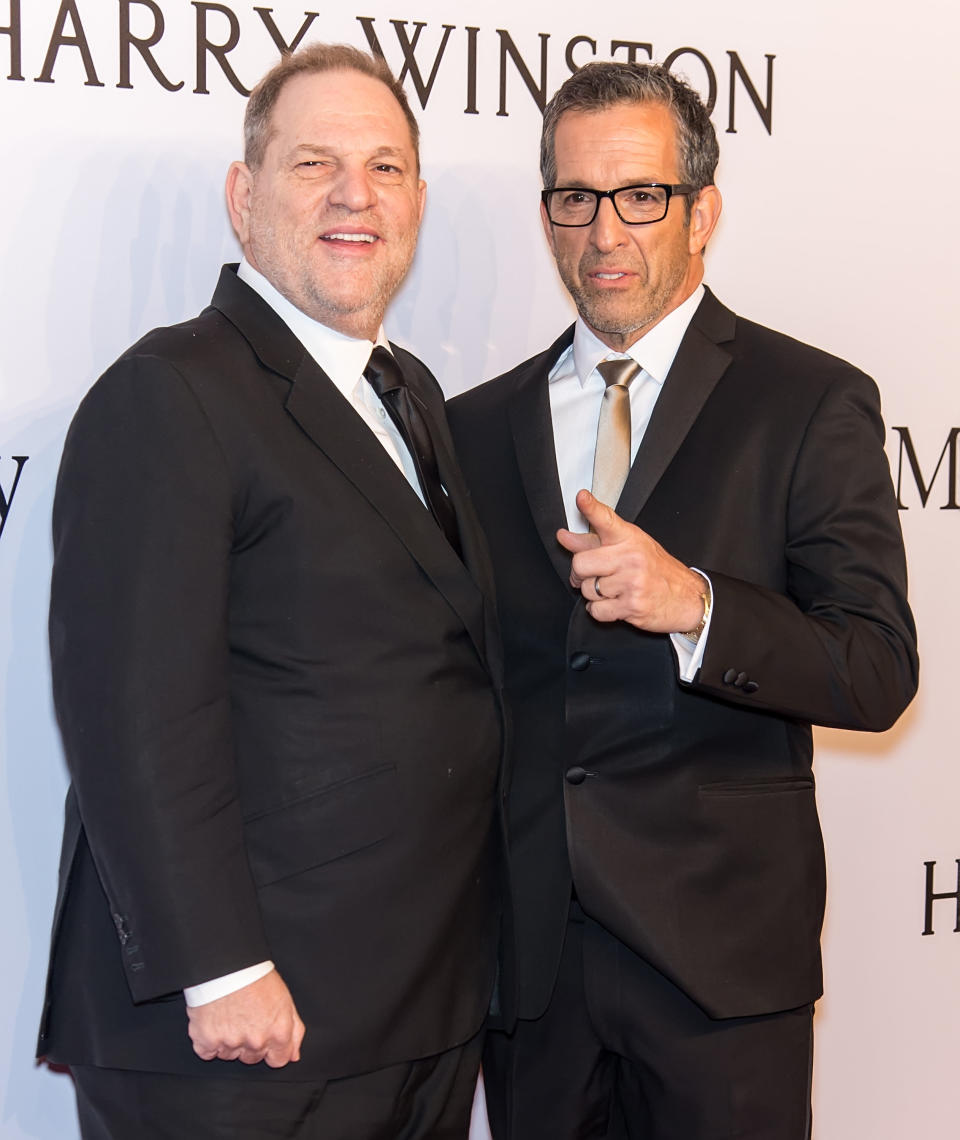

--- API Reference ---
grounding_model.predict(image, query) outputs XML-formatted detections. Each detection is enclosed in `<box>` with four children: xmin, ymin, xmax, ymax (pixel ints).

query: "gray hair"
<box><xmin>540</xmin><ymin>62</ymin><xmax>719</xmax><ymax>201</ymax></box>
<box><xmin>243</xmin><ymin>43</ymin><xmax>420</xmax><ymax>172</ymax></box>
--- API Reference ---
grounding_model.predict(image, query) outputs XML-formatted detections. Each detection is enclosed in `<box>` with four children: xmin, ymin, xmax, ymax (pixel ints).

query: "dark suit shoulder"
<box><xmin>70</xmin><ymin>313</ymin><xmax>214</xmax><ymax>421</ymax></box>
<box><xmin>447</xmin><ymin>369</ymin><xmax>514</xmax><ymax>427</ymax></box>
<box><xmin>119</xmin><ymin>305</ymin><xmax>247</xmax><ymax>378</ymax></box>
<box><xmin>449</xmin><ymin>326</ymin><xmax>574</xmax><ymax>425</ymax></box>
<box><xmin>78</xmin><ymin>299</ymin><xmax>292</xmax><ymax>446</ymax></box>
<box><xmin>62</xmin><ymin>305</ymin><xmax>280</xmax><ymax>505</ymax></box>
<box><xmin>726</xmin><ymin>311</ymin><xmax>877</xmax><ymax>399</ymax></box>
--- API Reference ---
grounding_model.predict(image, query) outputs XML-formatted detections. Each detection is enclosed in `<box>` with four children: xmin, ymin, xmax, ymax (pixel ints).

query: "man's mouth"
<box><xmin>321</xmin><ymin>232</ymin><xmax>378</xmax><ymax>243</ymax></box>
<box><xmin>593</xmin><ymin>272</ymin><xmax>627</xmax><ymax>280</ymax></box>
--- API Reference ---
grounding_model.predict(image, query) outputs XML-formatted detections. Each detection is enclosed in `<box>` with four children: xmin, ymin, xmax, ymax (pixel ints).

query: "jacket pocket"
<box><xmin>698</xmin><ymin>775</ymin><xmax>814</xmax><ymax>797</ymax></box>
<box><xmin>244</xmin><ymin>763</ymin><xmax>397</xmax><ymax>887</ymax></box>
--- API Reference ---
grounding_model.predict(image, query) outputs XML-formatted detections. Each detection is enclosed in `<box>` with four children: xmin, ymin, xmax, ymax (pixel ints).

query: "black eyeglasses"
<box><xmin>541</xmin><ymin>183</ymin><xmax>696</xmax><ymax>227</ymax></box>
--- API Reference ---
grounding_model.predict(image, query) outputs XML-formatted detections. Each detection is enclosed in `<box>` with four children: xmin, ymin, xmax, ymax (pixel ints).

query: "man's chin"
<box><xmin>577</xmin><ymin>303</ymin><xmax>654</xmax><ymax>342</ymax></box>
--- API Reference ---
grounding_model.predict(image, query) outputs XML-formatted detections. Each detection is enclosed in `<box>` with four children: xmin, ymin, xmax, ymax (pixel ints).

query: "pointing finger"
<box><xmin>557</xmin><ymin>527</ymin><xmax>601</xmax><ymax>556</ymax></box>
<box><xmin>574</xmin><ymin>490</ymin><xmax>628</xmax><ymax>543</ymax></box>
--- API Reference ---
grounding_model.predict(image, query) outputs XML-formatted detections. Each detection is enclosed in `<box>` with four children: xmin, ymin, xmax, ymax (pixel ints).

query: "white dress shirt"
<box><xmin>237</xmin><ymin>259</ymin><xmax>426</xmax><ymax>505</ymax></box>
<box><xmin>184</xmin><ymin>260</ymin><xmax>424</xmax><ymax>1008</ymax></box>
<box><xmin>547</xmin><ymin>284</ymin><xmax>712</xmax><ymax>681</ymax></box>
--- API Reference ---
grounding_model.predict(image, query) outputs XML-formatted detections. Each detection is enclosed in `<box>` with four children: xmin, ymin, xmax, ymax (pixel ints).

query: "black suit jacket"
<box><xmin>39</xmin><ymin>266</ymin><xmax>506</xmax><ymax>1080</ymax></box>
<box><xmin>447</xmin><ymin>289</ymin><xmax>917</xmax><ymax>1023</ymax></box>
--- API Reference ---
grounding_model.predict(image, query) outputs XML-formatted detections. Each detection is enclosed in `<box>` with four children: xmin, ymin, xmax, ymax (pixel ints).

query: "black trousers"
<box><xmin>484</xmin><ymin>905</ymin><xmax>814</xmax><ymax>1140</ymax></box>
<box><xmin>72</xmin><ymin>1034</ymin><xmax>483</xmax><ymax>1140</ymax></box>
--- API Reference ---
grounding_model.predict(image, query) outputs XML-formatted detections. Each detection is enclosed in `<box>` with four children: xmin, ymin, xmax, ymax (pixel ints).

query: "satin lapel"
<box><xmin>419</xmin><ymin>396</ymin><xmax>505</xmax><ymax>683</ymax></box>
<box><xmin>616</xmin><ymin>291</ymin><xmax>735</xmax><ymax>523</ymax></box>
<box><xmin>284</xmin><ymin>359</ymin><xmax>488</xmax><ymax>664</ymax></box>
<box><xmin>211</xmin><ymin>267</ymin><xmax>488</xmax><ymax>663</ymax></box>
<box><xmin>393</xmin><ymin>350</ymin><xmax>503</xmax><ymax>683</ymax></box>
<box><xmin>508</xmin><ymin>329</ymin><xmax>575</xmax><ymax>587</ymax></box>
<box><xmin>410</xmin><ymin>387</ymin><xmax>496</xmax><ymax>603</ymax></box>
<box><xmin>210</xmin><ymin>264</ymin><xmax>306</xmax><ymax>382</ymax></box>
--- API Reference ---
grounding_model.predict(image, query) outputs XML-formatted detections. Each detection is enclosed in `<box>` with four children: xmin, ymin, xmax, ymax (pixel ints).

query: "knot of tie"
<box><xmin>596</xmin><ymin>357</ymin><xmax>640</xmax><ymax>392</ymax></box>
<box><xmin>364</xmin><ymin>344</ymin><xmax>405</xmax><ymax>398</ymax></box>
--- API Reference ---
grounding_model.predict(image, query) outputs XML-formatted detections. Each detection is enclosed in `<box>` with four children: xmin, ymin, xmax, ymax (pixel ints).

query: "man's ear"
<box><xmin>687</xmin><ymin>184</ymin><xmax>722</xmax><ymax>255</ymax></box>
<box><xmin>225</xmin><ymin>161</ymin><xmax>254</xmax><ymax>248</ymax></box>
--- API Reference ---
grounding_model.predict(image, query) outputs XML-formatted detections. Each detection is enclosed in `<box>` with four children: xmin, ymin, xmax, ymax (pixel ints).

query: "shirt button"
<box><xmin>378</xmin><ymin>407</ymin><xmax>387</xmax><ymax>419</ymax></box>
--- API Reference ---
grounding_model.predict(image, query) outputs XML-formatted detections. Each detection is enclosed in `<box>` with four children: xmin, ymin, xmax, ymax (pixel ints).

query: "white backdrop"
<box><xmin>1</xmin><ymin>3</ymin><xmax>957</xmax><ymax>1137</ymax></box>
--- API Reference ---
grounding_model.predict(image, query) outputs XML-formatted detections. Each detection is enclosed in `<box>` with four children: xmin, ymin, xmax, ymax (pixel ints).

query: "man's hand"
<box><xmin>558</xmin><ymin>490</ymin><xmax>706</xmax><ymax>633</ymax></box>
<box><xmin>187</xmin><ymin>969</ymin><xmax>305</xmax><ymax>1069</ymax></box>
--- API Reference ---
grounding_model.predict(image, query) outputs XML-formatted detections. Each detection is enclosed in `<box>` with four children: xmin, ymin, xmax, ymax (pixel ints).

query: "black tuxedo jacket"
<box><xmin>38</xmin><ymin>266</ymin><xmax>506</xmax><ymax>1080</ymax></box>
<box><xmin>447</xmin><ymin>289</ymin><xmax>917</xmax><ymax>1023</ymax></box>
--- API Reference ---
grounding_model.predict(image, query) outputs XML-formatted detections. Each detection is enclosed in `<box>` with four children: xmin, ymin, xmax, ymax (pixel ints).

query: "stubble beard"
<box><xmin>248</xmin><ymin>212</ymin><xmax>418</xmax><ymax>337</ymax></box>
<box><xmin>560</xmin><ymin>255</ymin><xmax>689</xmax><ymax>351</ymax></box>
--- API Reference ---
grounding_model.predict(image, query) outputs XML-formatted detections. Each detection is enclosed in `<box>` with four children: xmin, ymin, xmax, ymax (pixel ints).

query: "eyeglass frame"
<box><xmin>541</xmin><ymin>182</ymin><xmax>697</xmax><ymax>227</ymax></box>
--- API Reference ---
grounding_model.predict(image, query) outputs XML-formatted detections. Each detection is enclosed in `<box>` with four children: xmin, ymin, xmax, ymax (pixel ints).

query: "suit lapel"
<box><xmin>210</xmin><ymin>266</ymin><xmax>489</xmax><ymax>665</ymax></box>
<box><xmin>508</xmin><ymin>328</ymin><xmax>575</xmax><ymax>587</ymax></box>
<box><xmin>416</xmin><ymin>390</ymin><xmax>496</xmax><ymax>603</ymax></box>
<box><xmin>616</xmin><ymin>289</ymin><xmax>735</xmax><ymax>523</ymax></box>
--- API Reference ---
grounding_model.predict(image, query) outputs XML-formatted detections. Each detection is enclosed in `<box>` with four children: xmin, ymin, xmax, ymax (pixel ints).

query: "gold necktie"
<box><xmin>591</xmin><ymin>358</ymin><xmax>641</xmax><ymax>509</ymax></box>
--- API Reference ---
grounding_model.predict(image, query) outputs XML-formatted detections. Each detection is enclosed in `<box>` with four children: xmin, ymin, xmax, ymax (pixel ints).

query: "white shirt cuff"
<box><xmin>183</xmin><ymin>960</ymin><xmax>275</xmax><ymax>1007</ymax></box>
<box><xmin>670</xmin><ymin>569</ymin><xmax>713</xmax><ymax>683</ymax></box>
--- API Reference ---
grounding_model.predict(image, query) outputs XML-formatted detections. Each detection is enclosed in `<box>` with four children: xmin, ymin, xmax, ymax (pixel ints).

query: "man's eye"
<box><xmin>561</xmin><ymin>191</ymin><xmax>592</xmax><ymax>206</ymax></box>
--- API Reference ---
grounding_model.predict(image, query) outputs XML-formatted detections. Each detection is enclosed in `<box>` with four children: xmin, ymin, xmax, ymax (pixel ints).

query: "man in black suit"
<box><xmin>448</xmin><ymin>62</ymin><xmax>917</xmax><ymax>1139</ymax></box>
<box><xmin>39</xmin><ymin>43</ymin><xmax>505</xmax><ymax>1139</ymax></box>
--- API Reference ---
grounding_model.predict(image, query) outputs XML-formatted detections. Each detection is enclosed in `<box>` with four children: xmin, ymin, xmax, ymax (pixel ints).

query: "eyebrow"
<box><xmin>551</xmin><ymin>179</ymin><xmax>662</xmax><ymax>190</ymax></box>
<box><xmin>284</xmin><ymin>144</ymin><xmax>410</xmax><ymax>162</ymax></box>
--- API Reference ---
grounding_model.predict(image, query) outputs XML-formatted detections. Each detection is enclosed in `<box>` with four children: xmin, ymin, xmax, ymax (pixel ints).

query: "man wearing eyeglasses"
<box><xmin>448</xmin><ymin>62</ymin><xmax>917</xmax><ymax>1139</ymax></box>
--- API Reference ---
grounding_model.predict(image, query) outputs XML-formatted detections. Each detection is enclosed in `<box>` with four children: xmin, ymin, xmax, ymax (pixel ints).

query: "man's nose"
<box><xmin>329</xmin><ymin>164</ymin><xmax>378</xmax><ymax>212</ymax></box>
<box><xmin>590</xmin><ymin>196</ymin><xmax>629</xmax><ymax>251</ymax></box>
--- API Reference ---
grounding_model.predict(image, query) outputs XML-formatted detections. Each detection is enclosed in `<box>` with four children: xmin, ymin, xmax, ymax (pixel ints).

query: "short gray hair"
<box><xmin>540</xmin><ymin>62</ymin><xmax>719</xmax><ymax>200</ymax></box>
<box><xmin>243</xmin><ymin>43</ymin><xmax>420</xmax><ymax>172</ymax></box>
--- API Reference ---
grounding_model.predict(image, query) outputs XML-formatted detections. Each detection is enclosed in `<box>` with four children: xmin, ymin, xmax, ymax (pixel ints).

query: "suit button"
<box><xmin>569</xmin><ymin>652</ymin><xmax>591</xmax><ymax>671</ymax></box>
<box><xmin>565</xmin><ymin>766</ymin><xmax>587</xmax><ymax>785</ymax></box>
<box><xmin>743</xmin><ymin>680</ymin><xmax>760</xmax><ymax>693</ymax></box>
<box><xmin>722</xmin><ymin>668</ymin><xmax>738</xmax><ymax>684</ymax></box>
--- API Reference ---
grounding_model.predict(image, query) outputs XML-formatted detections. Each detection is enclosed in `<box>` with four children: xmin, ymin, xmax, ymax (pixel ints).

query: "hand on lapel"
<box><xmin>558</xmin><ymin>490</ymin><xmax>706</xmax><ymax>634</ymax></box>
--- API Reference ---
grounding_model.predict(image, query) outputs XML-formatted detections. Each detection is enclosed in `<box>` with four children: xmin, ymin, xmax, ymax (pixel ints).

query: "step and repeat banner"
<box><xmin>1</xmin><ymin>3</ymin><xmax>956</xmax><ymax>1137</ymax></box>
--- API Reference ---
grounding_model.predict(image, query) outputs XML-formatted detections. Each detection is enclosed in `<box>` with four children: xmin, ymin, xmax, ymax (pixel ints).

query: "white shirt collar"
<box><xmin>236</xmin><ymin>258</ymin><xmax>388</xmax><ymax>399</ymax></box>
<box><xmin>570</xmin><ymin>283</ymin><xmax>705</xmax><ymax>387</ymax></box>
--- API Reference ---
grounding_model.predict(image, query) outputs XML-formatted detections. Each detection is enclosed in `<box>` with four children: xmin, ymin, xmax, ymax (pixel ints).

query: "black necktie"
<box><xmin>364</xmin><ymin>346</ymin><xmax>461</xmax><ymax>556</ymax></box>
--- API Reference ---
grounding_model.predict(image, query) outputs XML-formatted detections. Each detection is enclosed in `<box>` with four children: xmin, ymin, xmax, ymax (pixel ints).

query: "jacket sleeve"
<box><xmin>49</xmin><ymin>353</ymin><xmax>270</xmax><ymax>1002</ymax></box>
<box><xmin>691</xmin><ymin>368</ymin><xmax>919</xmax><ymax>731</ymax></box>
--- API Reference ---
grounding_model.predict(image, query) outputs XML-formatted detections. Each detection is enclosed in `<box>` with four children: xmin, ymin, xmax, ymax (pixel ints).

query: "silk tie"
<box><xmin>363</xmin><ymin>346</ymin><xmax>461</xmax><ymax>556</ymax></box>
<box><xmin>591</xmin><ymin>358</ymin><xmax>641</xmax><ymax>509</ymax></box>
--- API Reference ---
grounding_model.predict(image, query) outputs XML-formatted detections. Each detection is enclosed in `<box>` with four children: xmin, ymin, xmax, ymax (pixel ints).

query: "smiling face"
<box><xmin>542</xmin><ymin>100</ymin><xmax>720</xmax><ymax>351</ymax></box>
<box><xmin>226</xmin><ymin>68</ymin><xmax>425</xmax><ymax>340</ymax></box>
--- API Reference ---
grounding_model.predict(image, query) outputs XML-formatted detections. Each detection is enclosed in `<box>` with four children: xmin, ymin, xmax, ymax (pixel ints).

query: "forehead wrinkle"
<box><xmin>554</xmin><ymin>107</ymin><xmax>680</xmax><ymax>185</ymax></box>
